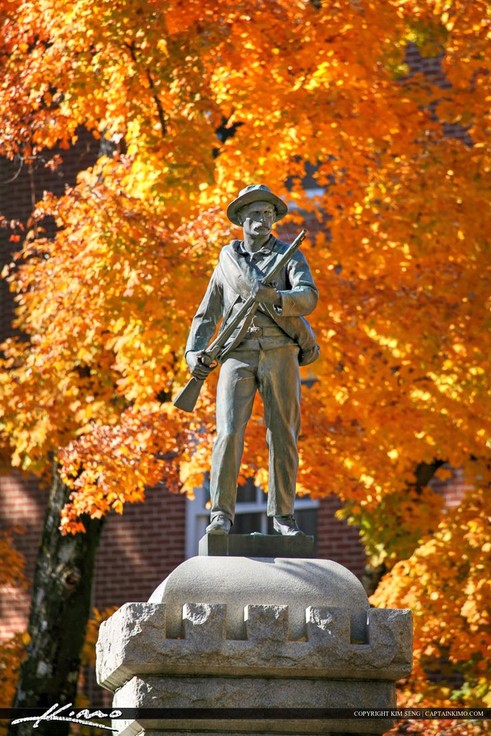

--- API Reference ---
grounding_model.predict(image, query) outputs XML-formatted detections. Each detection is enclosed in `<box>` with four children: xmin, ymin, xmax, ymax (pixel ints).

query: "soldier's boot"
<box><xmin>273</xmin><ymin>515</ymin><xmax>305</xmax><ymax>536</ymax></box>
<box><xmin>206</xmin><ymin>513</ymin><xmax>232</xmax><ymax>535</ymax></box>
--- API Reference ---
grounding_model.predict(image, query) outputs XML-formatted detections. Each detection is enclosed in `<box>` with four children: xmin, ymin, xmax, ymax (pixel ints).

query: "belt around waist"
<box><xmin>245</xmin><ymin>325</ymin><xmax>285</xmax><ymax>337</ymax></box>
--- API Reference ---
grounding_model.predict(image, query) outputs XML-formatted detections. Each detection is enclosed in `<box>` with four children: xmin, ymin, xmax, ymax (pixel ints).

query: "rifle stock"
<box><xmin>173</xmin><ymin>229</ymin><xmax>307</xmax><ymax>412</ymax></box>
<box><xmin>173</xmin><ymin>376</ymin><xmax>204</xmax><ymax>413</ymax></box>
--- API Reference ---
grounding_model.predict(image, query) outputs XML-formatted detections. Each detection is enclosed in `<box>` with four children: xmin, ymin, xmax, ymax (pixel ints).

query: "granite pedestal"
<box><xmin>96</xmin><ymin>535</ymin><xmax>412</xmax><ymax>736</ymax></box>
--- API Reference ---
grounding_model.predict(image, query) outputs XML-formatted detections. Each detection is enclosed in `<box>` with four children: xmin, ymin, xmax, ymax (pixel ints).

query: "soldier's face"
<box><xmin>240</xmin><ymin>201</ymin><xmax>276</xmax><ymax>239</ymax></box>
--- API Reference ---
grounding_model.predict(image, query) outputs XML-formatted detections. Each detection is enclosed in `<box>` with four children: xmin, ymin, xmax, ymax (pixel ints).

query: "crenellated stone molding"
<box><xmin>97</xmin><ymin>601</ymin><xmax>412</xmax><ymax>690</ymax></box>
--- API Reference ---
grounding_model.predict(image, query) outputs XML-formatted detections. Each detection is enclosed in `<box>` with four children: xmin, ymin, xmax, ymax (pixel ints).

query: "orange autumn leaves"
<box><xmin>0</xmin><ymin>0</ymin><xmax>490</xmax><ymax>720</ymax></box>
<box><xmin>0</xmin><ymin>0</ymin><xmax>487</xmax><ymax>517</ymax></box>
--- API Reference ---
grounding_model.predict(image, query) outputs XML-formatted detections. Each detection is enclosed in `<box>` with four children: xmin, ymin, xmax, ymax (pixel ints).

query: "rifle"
<box><xmin>173</xmin><ymin>229</ymin><xmax>307</xmax><ymax>412</ymax></box>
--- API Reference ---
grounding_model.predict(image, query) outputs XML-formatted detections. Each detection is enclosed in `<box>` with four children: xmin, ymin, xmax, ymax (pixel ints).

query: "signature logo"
<box><xmin>11</xmin><ymin>702</ymin><xmax>122</xmax><ymax>731</ymax></box>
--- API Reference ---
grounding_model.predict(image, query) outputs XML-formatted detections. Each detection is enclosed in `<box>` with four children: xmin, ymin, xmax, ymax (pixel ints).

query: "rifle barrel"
<box><xmin>173</xmin><ymin>228</ymin><xmax>307</xmax><ymax>412</ymax></box>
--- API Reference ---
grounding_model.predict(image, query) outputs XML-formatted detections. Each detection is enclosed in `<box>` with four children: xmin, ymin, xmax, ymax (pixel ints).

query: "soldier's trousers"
<box><xmin>209</xmin><ymin>343</ymin><xmax>301</xmax><ymax>522</ymax></box>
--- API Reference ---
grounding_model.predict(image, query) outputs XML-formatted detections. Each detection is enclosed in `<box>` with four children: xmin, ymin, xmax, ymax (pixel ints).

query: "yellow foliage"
<box><xmin>373</xmin><ymin>486</ymin><xmax>491</xmax><ymax>716</ymax></box>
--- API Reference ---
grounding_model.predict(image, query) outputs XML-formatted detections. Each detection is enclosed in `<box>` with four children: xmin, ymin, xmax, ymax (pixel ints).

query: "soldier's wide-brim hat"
<box><xmin>227</xmin><ymin>184</ymin><xmax>288</xmax><ymax>226</ymax></box>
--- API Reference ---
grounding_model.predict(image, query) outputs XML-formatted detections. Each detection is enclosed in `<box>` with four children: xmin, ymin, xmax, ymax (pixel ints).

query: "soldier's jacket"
<box><xmin>186</xmin><ymin>236</ymin><xmax>320</xmax><ymax>365</ymax></box>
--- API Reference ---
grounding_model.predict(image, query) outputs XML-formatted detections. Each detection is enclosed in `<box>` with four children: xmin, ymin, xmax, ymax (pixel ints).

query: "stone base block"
<box><xmin>119</xmin><ymin>732</ymin><xmax>384</xmax><ymax>736</ymax></box>
<box><xmin>112</xmin><ymin>675</ymin><xmax>395</xmax><ymax>735</ymax></box>
<box><xmin>114</xmin><ymin>673</ymin><xmax>397</xmax><ymax>709</ymax></box>
<box><xmin>114</xmin><ymin>719</ymin><xmax>388</xmax><ymax>736</ymax></box>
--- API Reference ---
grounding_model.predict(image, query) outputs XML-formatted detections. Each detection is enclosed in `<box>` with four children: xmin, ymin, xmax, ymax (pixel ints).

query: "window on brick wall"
<box><xmin>185</xmin><ymin>475</ymin><xmax>318</xmax><ymax>558</ymax></box>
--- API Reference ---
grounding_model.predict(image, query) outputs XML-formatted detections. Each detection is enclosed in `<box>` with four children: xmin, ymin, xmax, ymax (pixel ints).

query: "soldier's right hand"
<box><xmin>186</xmin><ymin>351</ymin><xmax>214</xmax><ymax>381</ymax></box>
<box><xmin>253</xmin><ymin>283</ymin><xmax>282</xmax><ymax>306</ymax></box>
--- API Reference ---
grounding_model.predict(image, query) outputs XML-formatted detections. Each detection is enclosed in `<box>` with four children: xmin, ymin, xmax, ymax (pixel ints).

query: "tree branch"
<box><xmin>125</xmin><ymin>42</ymin><xmax>167</xmax><ymax>138</ymax></box>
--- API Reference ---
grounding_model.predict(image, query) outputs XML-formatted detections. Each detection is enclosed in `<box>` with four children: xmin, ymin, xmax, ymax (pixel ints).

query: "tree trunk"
<box><xmin>9</xmin><ymin>466</ymin><xmax>104</xmax><ymax>736</ymax></box>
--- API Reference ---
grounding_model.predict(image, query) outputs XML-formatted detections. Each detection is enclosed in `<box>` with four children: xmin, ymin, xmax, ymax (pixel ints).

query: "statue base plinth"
<box><xmin>198</xmin><ymin>532</ymin><xmax>315</xmax><ymax>558</ymax></box>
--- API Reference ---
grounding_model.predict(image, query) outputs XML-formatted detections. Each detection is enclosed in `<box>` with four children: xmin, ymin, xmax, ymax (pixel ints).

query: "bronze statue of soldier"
<box><xmin>184</xmin><ymin>185</ymin><xmax>319</xmax><ymax>535</ymax></box>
